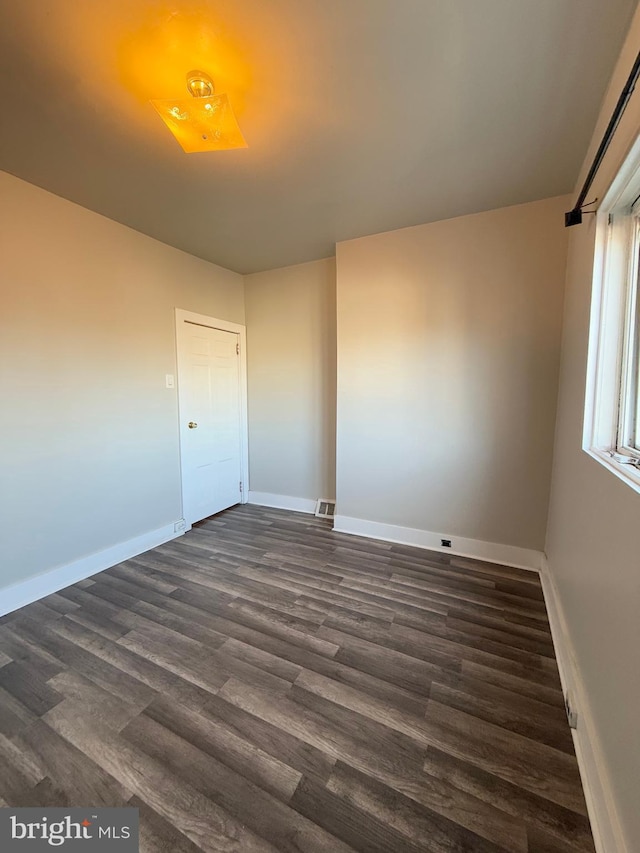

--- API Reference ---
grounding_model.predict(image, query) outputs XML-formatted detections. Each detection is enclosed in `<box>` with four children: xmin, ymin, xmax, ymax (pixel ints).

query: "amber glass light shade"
<box><xmin>151</xmin><ymin>92</ymin><xmax>247</xmax><ymax>153</ymax></box>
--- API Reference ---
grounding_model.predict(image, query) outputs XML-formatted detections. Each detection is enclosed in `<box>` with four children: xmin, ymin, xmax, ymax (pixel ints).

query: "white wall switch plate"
<box><xmin>165</xmin><ymin>374</ymin><xmax>175</xmax><ymax>389</ymax></box>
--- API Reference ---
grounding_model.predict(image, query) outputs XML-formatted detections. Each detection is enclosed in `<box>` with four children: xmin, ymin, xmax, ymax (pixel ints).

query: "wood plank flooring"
<box><xmin>0</xmin><ymin>504</ymin><xmax>595</xmax><ymax>852</ymax></box>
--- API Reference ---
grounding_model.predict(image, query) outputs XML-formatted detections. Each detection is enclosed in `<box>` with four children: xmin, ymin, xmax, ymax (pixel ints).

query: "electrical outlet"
<box><xmin>441</xmin><ymin>539</ymin><xmax>452</xmax><ymax>548</ymax></box>
<box><xmin>174</xmin><ymin>519</ymin><xmax>186</xmax><ymax>533</ymax></box>
<box><xmin>565</xmin><ymin>691</ymin><xmax>578</xmax><ymax>729</ymax></box>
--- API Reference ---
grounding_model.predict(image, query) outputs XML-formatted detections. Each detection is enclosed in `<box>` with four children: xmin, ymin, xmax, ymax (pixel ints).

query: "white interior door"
<box><xmin>178</xmin><ymin>319</ymin><xmax>244</xmax><ymax>525</ymax></box>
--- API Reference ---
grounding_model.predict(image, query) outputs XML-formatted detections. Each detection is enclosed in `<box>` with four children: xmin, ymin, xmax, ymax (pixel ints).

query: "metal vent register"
<box><xmin>315</xmin><ymin>499</ymin><xmax>336</xmax><ymax>519</ymax></box>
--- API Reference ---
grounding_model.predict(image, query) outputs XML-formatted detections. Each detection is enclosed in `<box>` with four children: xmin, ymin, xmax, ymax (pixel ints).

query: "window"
<box><xmin>618</xmin><ymin>214</ymin><xmax>640</xmax><ymax>455</ymax></box>
<box><xmin>584</xmin><ymin>135</ymin><xmax>640</xmax><ymax>492</ymax></box>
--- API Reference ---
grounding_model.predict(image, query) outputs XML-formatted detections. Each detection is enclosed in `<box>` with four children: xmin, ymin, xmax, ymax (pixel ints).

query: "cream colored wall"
<box><xmin>336</xmin><ymin>196</ymin><xmax>569</xmax><ymax>551</ymax></box>
<box><xmin>244</xmin><ymin>258</ymin><xmax>336</xmax><ymax>501</ymax></box>
<box><xmin>546</xmin><ymin>7</ymin><xmax>640</xmax><ymax>848</ymax></box>
<box><xmin>0</xmin><ymin>170</ymin><xmax>244</xmax><ymax>591</ymax></box>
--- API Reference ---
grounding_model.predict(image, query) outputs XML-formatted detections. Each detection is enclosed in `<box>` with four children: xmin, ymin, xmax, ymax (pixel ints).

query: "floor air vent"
<box><xmin>315</xmin><ymin>499</ymin><xmax>336</xmax><ymax>519</ymax></box>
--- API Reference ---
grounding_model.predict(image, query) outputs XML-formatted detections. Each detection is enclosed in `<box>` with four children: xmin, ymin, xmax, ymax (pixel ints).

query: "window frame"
<box><xmin>616</xmin><ymin>213</ymin><xmax>640</xmax><ymax>455</ymax></box>
<box><xmin>584</xmin><ymin>134</ymin><xmax>640</xmax><ymax>493</ymax></box>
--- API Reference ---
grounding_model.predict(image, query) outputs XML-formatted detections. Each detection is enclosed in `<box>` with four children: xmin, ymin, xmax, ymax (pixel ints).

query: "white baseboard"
<box><xmin>540</xmin><ymin>557</ymin><xmax>628</xmax><ymax>853</ymax></box>
<box><xmin>0</xmin><ymin>521</ymin><xmax>187</xmax><ymax>618</ymax></box>
<box><xmin>248</xmin><ymin>491</ymin><xmax>317</xmax><ymax>514</ymax></box>
<box><xmin>332</xmin><ymin>515</ymin><xmax>543</xmax><ymax>571</ymax></box>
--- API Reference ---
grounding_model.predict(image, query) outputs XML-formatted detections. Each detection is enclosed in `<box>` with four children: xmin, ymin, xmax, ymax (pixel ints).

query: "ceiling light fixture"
<box><xmin>151</xmin><ymin>70</ymin><xmax>247</xmax><ymax>153</ymax></box>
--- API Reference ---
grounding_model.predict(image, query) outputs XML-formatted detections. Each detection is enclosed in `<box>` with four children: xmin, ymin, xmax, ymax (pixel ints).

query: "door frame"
<box><xmin>175</xmin><ymin>308</ymin><xmax>250</xmax><ymax>527</ymax></box>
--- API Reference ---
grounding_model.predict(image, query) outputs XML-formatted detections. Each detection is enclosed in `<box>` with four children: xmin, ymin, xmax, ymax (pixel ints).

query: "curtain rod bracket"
<box><xmin>565</xmin><ymin>198</ymin><xmax>598</xmax><ymax>227</ymax></box>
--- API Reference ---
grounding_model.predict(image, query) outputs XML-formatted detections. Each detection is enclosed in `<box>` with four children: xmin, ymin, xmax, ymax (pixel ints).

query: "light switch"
<box><xmin>165</xmin><ymin>374</ymin><xmax>175</xmax><ymax>389</ymax></box>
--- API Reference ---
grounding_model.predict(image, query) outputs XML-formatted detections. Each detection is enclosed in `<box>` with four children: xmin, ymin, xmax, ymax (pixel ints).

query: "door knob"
<box><xmin>188</xmin><ymin>421</ymin><xmax>198</xmax><ymax>429</ymax></box>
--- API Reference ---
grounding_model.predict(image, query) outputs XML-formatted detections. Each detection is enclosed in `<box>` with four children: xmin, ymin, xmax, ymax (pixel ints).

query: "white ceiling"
<box><xmin>0</xmin><ymin>0</ymin><xmax>636</xmax><ymax>273</ymax></box>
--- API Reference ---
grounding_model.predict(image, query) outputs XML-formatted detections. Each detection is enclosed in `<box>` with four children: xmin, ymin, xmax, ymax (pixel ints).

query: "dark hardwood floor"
<box><xmin>0</xmin><ymin>504</ymin><xmax>595</xmax><ymax>852</ymax></box>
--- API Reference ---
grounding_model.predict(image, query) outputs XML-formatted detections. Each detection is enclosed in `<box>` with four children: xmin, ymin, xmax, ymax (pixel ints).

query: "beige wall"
<box><xmin>546</xmin><ymin>7</ymin><xmax>640</xmax><ymax>848</ymax></box>
<box><xmin>336</xmin><ymin>196</ymin><xmax>569</xmax><ymax>551</ymax></box>
<box><xmin>0</xmin><ymin>171</ymin><xmax>244</xmax><ymax>591</ymax></box>
<box><xmin>244</xmin><ymin>258</ymin><xmax>336</xmax><ymax>501</ymax></box>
